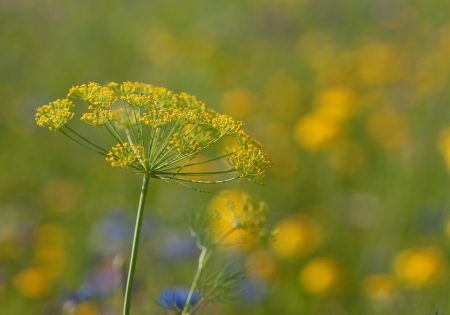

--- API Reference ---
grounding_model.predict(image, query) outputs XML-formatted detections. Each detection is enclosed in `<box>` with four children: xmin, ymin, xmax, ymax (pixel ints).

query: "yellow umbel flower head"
<box><xmin>36</xmin><ymin>82</ymin><xmax>272</xmax><ymax>186</ymax></box>
<box><xmin>209</xmin><ymin>189</ymin><xmax>269</xmax><ymax>247</ymax></box>
<box><xmin>35</xmin><ymin>99</ymin><xmax>75</xmax><ymax>130</ymax></box>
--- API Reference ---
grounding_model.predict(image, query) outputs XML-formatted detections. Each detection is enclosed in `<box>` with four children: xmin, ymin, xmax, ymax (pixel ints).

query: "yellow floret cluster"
<box><xmin>35</xmin><ymin>99</ymin><xmax>75</xmax><ymax>130</ymax></box>
<box><xmin>106</xmin><ymin>143</ymin><xmax>146</xmax><ymax>168</ymax></box>
<box><xmin>36</xmin><ymin>81</ymin><xmax>272</xmax><ymax>182</ymax></box>
<box><xmin>80</xmin><ymin>109</ymin><xmax>113</xmax><ymax>126</ymax></box>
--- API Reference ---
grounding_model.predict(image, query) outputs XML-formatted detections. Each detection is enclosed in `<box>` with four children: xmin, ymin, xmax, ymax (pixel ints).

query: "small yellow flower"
<box><xmin>394</xmin><ymin>247</ymin><xmax>444</xmax><ymax>287</ymax></box>
<box><xmin>293</xmin><ymin>112</ymin><xmax>342</xmax><ymax>151</ymax></box>
<box><xmin>122</xmin><ymin>93</ymin><xmax>156</xmax><ymax>108</ymax></box>
<box><xmin>140</xmin><ymin>107</ymin><xmax>178</xmax><ymax>129</ymax></box>
<box><xmin>34</xmin><ymin>224</ymin><xmax>67</xmax><ymax>279</ymax></box>
<box><xmin>106</xmin><ymin>143</ymin><xmax>146</xmax><ymax>169</ymax></box>
<box><xmin>299</xmin><ymin>257</ymin><xmax>344</xmax><ymax>295</ymax></box>
<box><xmin>108</xmin><ymin>81</ymin><xmax>151</xmax><ymax>96</ymax></box>
<box><xmin>85</xmin><ymin>86</ymin><xmax>117</xmax><ymax>109</ymax></box>
<box><xmin>74</xmin><ymin>302</ymin><xmax>99</xmax><ymax>315</ymax></box>
<box><xmin>362</xmin><ymin>274</ymin><xmax>397</xmax><ymax>300</ymax></box>
<box><xmin>226</xmin><ymin>138</ymin><xmax>272</xmax><ymax>182</ymax></box>
<box><xmin>356</xmin><ymin>43</ymin><xmax>404</xmax><ymax>84</ymax></box>
<box><xmin>68</xmin><ymin>82</ymin><xmax>102</xmax><ymax>100</ymax></box>
<box><xmin>315</xmin><ymin>87</ymin><xmax>357</xmax><ymax>122</ymax></box>
<box><xmin>80</xmin><ymin>109</ymin><xmax>113</xmax><ymax>126</ymax></box>
<box><xmin>209</xmin><ymin>190</ymin><xmax>268</xmax><ymax>247</ymax></box>
<box><xmin>271</xmin><ymin>214</ymin><xmax>324</xmax><ymax>259</ymax></box>
<box><xmin>35</xmin><ymin>99</ymin><xmax>74</xmax><ymax>130</ymax></box>
<box><xmin>14</xmin><ymin>267</ymin><xmax>52</xmax><ymax>297</ymax></box>
<box><xmin>178</xmin><ymin>92</ymin><xmax>207</xmax><ymax>111</ymax></box>
<box><xmin>34</xmin><ymin>247</ymin><xmax>66</xmax><ymax>279</ymax></box>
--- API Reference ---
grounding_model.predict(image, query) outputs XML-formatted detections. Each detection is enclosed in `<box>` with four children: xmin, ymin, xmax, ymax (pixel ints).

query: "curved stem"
<box><xmin>123</xmin><ymin>174</ymin><xmax>150</xmax><ymax>315</ymax></box>
<box><xmin>182</xmin><ymin>247</ymin><xmax>209</xmax><ymax>315</ymax></box>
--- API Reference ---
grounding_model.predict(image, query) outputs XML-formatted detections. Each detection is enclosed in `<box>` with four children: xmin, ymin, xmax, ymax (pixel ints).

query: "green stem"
<box><xmin>123</xmin><ymin>174</ymin><xmax>150</xmax><ymax>315</ymax></box>
<box><xmin>182</xmin><ymin>247</ymin><xmax>209</xmax><ymax>315</ymax></box>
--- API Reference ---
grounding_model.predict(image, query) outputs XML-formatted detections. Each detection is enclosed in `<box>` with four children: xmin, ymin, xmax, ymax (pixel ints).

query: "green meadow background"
<box><xmin>2</xmin><ymin>0</ymin><xmax>450</xmax><ymax>314</ymax></box>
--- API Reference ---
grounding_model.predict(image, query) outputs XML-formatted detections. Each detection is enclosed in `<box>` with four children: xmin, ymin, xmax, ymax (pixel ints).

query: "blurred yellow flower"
<box><xmin>294</xmin><ymin>113</ymin><xmax>342</xmax><ymax>151</ymax></box>
<box><xmin>74</xmin><ymin>302</ymin><xmax>99</xmax><ymax>315</ymax></box>
<box><xmin>367</xmin><ymin>108</ymin><xmax>409</xmax><ymax>151</ymax></box>
<box><xmin>220</xmin><ymin>88</ymin><xmax>256</xmax><ymax>119</ymax></box>
<box><xmin>356</xmin><ymin>43</ymin><xmax>405</xmax><ymax>84</ymax></box>
<box><xmin>34</xmin><ymin>224</ymin><xmax>67</xmax><ymax>279</ymax></box>
<box><xmin>34</xmin><ymin>247</ymin><xmax>66</xmax><ymax>279</ymax></box>
<box><xmin>394</xmin><ymin>247</ymin><xmax>445</xmax><ymax>287</ymax></box>
<box><xmin>438</xmin><ymin>128</ymin><xmax>450</xmax><ymax>170</ymax></box>
<box><xmin>14</xmin><ymin>267</ymin><xmax>52</xmax><ymax>298</ymax></box>
<box><xmin>362</xmin><ymin>274</ymin><xmax>397</xmax><ymax>300</ymax></box>
<box><xmin>36</xmin><ymin>224</ymin><xmax>67</xmax><ymax>249</ymax></box>
<box><xmin>272</xmin><ymin>214</ymin><xmax>324</xmax><ymax>258</ymax></box>
<box><xmin>209</xmin><ymin>190</ymin><xmax>268</xmax><ymax>247</ymax></box>
<box><xmin>315</xmin><ymin>87</ymin><xmax>357</xmax><ymax>122</ymax></box>
<box><xmin>299</xmin><ymin>257</ymin><xmax>344</xmax><ymax>295</ymax></box>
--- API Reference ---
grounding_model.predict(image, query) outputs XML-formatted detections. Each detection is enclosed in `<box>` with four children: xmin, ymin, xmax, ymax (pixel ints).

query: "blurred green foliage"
<box><xmin>2</xmin><ymin>0</ymin><xmax>450</xmax><ymax>314</ymax></box>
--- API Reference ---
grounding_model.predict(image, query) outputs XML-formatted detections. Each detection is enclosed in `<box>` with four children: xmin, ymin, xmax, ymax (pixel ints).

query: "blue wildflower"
<box><xmin>240</xmin><ymin>277</ymin><xmax>268</xmax><ymax>304</ymax></box>
<box><xmin>158</xmin><ymin>287</ymin><xmax>200</xmax><ymax>312</ymax></box>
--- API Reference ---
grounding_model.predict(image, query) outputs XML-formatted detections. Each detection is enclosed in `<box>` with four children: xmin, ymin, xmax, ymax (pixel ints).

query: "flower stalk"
<box><xmin>123</xmin><ymin>173</ymin><xmax>150</xmax><ymax>315</ymax></box>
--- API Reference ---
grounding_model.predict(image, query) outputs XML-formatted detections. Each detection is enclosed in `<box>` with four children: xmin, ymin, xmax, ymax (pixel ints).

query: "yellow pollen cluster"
<box><xmin>211</xmin><ymin>114</ymin><xmax>244</xmax><ymax>136</ymax></box>
<box><xmin>108</xmin><ymin>81</ymin><xmax>154</xmax><ymax>96</ymax></box>
<box><xmin>121</xmin><ymin>94</ymin><xmax>156</xmax><ymax>108</ymax></box>
<box><xmin>175</xmin><ymin>108</ymin><xmax>207</xmax><ymax>125</ymax></box>
<box><xmin>167</xmin><ymin>133</ymin><xmax>203</xmax><ymax>154</ymax></box>
<box><xmin>178</xmin><ymin>92</ymin><xmax>207</xmax><ymax>111</ymax></box>
<box><xmin>226</xmin><ymin>143</ymin><xmax>272</xmax><ymax>181</ymax></box>
<box><xmin>140</xmin><ymin>107</ymin><xmax>177</xmax><ymax>129</ymax></box>
<box><xmin>152</xmin><ymin>87</ymin><xmax>180</xmax><ymax>108</ymax></box>
<box><xmin>35</xmin><ymin>99</ymin><xmax>75</xmax><ymax>130</ymax></box>
<box><xmin>67</xmin><ymin>82</ymin><xmax>102</xmax><ymax>100</ymax></box>
<box><xmin>80</xmin><ymin>109</ymin><xmax>113</xmax><ymax>126</ymax></box>
<box><xmin>106</xmin><ymin>143</ymin><xmax>146</xmax><ymax>168</ymax></box>
<box><xmin>86</xmin><ymin>87</ymin><xmax>117</xmax><ymax>109</ymax></box>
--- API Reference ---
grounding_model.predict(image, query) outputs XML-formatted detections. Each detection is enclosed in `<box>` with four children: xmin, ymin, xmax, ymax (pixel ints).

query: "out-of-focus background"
<box><xmin>2</xmin><ymin>0</ymin><xmax>450</xmax><ymax>314</ymax></box>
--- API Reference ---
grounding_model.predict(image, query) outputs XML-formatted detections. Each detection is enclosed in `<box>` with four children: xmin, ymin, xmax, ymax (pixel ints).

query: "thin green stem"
<box><xmin>183</xmin><ymin>227</ymin><xmax>237</xmax><ymax>315</ymax></box>
<box><xmin>158</xmin><ymin>151</ymin><xmax>237</xmax><ymax>172</ymax></box>
<box><xmin>59</xmin><ymin>129</ymin><xmax>108</xmax><ymax>156</ymax></box>
<box><xmin>63</xmin><ymin>125</ymin><xmax>109</xmax><ymax>154</ymax></box>
<box><xmin>155</xmin><ymin>175</ymin><xmax>241</xmax><ymax>185</ymax></box>
<box><xmin>182</xmin><ymin>247</ymin><xmax>209</xmax><ymax>315</ymax></box>
<box><xmin>123</xmin><ymin>174</ymin><xmax>150</xmax><ymax>315</ymax></box>
<box><xmin>104</xmin><ymin>121</ymin><xmax>125</xmax><ymax>145</ymax></box>
<box><xmin>157</xmin><ymin>169</ymin><xmax>236</xmax><ymax>176</ymax></box>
